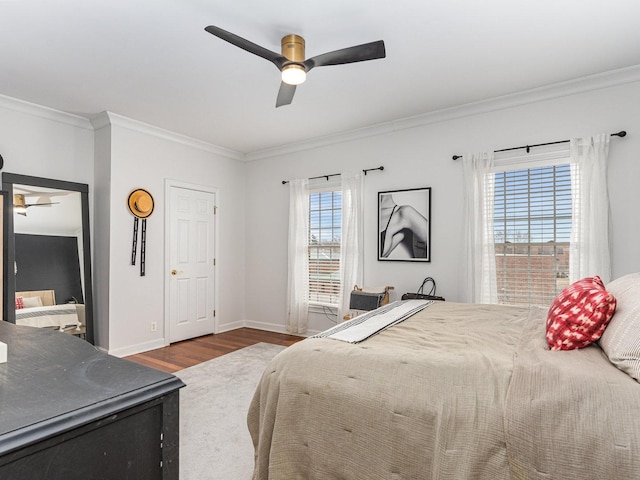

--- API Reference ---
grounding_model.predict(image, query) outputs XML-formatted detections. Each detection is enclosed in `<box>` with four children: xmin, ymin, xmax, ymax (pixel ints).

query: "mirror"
<box><xmin>2</xmin><ymin>173</ymin><xmax>94</xmax><ymax>344</ymax></box>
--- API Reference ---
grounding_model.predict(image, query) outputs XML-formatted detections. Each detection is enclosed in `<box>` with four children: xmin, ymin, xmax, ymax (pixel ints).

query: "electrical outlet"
<box><xmin>150</xmin><ymin>322</ymin><xmax>157</xmax><ymax>332</ymax></box>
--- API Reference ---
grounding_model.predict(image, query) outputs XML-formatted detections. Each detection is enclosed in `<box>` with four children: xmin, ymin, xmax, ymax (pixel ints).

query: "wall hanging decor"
<box><xmin>378</xmin><ymin>187</ymin><xmax>431</xmax><ymax>262</ymax></box>
<box><xmin>127</xmin><ymin>188</ymin><xmax>155</xmax><ymax>276</ymax></box>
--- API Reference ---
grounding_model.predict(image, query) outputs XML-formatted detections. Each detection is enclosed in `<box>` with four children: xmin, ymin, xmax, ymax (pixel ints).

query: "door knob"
<box><xmin>171</xmin><ymin>269</ymin><xmax>183</xmax><ymax>275</ymax></box>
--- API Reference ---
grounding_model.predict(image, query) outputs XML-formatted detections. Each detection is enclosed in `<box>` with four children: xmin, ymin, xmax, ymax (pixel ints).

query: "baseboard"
<box><xmin>243</xmin><ymin>319</ymin><xmax>289</xmax><ymax>334</ymax></box>
<box><xmin>109</xmin><ymin>321</ymin><xmax>309</xmax><ymax>357</ymax></box>
<box><xmin>215</xmin><ymin>320</ymin><xmax>246</xmax><ymax>334</ymax></box>
<box><xmin>108</xmin><ymin>338</ymin><xmax>167</xmax><ymax>358</ymax></box>
<box><xmin>243</xmin><ymin>320</ymin><xmax>312</xmax><ymax>337</ymax></box>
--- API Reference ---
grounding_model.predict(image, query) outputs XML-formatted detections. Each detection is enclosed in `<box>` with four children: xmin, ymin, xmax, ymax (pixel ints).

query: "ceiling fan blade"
<box><xmin>304</xmin><ymin>40</ymin><xmax>385</xmax><ymax>72</ymax></box>
<box><xmin>25</xmin><ymin>202</ymin><xmax>59</xmax><ymax>207</ymax></box>
<box><xmin>204</xmin><ymin>25</ymin><xmax>287</xmax><ymax>69</ymax></box>
<box><xmin>276</xmin><ymin>82</ymin><xmax>296</xmax><ymax>108</ymax></box>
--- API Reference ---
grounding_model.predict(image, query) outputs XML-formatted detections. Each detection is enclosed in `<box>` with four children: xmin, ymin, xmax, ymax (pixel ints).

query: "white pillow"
<box><xmin>599</xmin><ymin>273</ymin><xmax>640</xmax><ymax>381</ymax></box>
<box><xmin>22</xmin><ymin>296</ymin><xmax>44</xmax><ymax>308</ymax></box>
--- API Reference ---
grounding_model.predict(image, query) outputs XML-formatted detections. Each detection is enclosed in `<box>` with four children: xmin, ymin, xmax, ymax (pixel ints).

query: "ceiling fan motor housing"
<box><xmin>281</xmin><ymin>34</ymin><xmax>305</xmax><ymax>62</ymax></box>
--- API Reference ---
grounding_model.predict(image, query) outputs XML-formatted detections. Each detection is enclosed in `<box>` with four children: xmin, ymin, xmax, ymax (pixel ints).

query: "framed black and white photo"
<box><xmin>378</xmin><ymin>187</ymin><xmax>431</xmax><ymax>262</ymax></box>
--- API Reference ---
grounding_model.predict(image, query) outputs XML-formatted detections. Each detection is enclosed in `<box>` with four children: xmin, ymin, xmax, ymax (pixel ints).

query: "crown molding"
<box><xmin>0</xmin><ymin>96</ymin><xmax>243</xmax><ymax>161</ymax></box>
<box><xmin>91</xmin><ymin>111</ymin><xmax>245</xmax><ymax>161</ymax></box>
<box><xmin>245</xmin><ymin>64</ymin><xmax>640</xmax><ymax>162</ymax></box>
<box><xmin>0</xmin><ymin>93</ymin><xmax>93</xmax><ymax>130</ymax></box>
<box><xmin>89</xmin><ymin>111</ymin><xmax>111</xmax><ymax>131</ymax></box>
<box><xmin>3</xmin><ymin>64</ymin><xmax>639</xmax><ymax>163</ymax></box>
<box><xmin>245</xmin><ymin>123</ymin><xmax>395</xmax><ymax>162</ymax></box>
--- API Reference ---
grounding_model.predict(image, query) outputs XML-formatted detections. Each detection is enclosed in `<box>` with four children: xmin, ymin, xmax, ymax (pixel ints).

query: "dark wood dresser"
<box><xmin>0</xmin><ymin>322</ymin><xmax>184</xmax><ymax>479</ymax></box>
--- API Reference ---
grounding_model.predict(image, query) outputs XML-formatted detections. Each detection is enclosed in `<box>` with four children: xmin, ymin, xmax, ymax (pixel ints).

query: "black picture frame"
<box><xmin>378</xmin><ymin>187</ymin><xmax>431</xmax><ymax>262</ymax></box>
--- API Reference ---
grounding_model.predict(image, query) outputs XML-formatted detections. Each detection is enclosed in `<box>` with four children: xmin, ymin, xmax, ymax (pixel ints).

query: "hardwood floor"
<box><xmin>125</xmin><ymin>328</ymin><xmax>303</xmax><ymax>373</ymax></box>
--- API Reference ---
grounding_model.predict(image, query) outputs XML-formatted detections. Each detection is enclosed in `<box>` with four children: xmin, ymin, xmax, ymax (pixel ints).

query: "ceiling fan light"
<box><xmin>13</xmin><ymin>194</ymin><xmax>27</xmax><ymax>216</ymax></box>
<box><xmin>281</xmin><ymin>65</ymin><xmax>306</xmax><ymax>85</ymax></box>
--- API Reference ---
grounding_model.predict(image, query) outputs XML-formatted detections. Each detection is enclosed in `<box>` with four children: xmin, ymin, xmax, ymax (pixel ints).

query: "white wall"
<box><xmin>0</xmin><ymin>99</ymin><xmax>250</xmax><ymax>355</ymax></box>
<box><xmin>2</xmin><ymin>73</ymin><xmax>639</xmax><ymax>350</ymax></box>
<box><xmin>92</xmin><ymin>120</ymin><xmax>112</xmax><ymax>347</ymax></box>
<box><xmin>0</xmin><ymin>99</ymin><xmax>249</xmax><ymax>356</ymax></box>
<box><xmin>0</xmin><ymin>96</ymin><xmax>94</xmax><ymax>188</ymax></box>
<box><xmin>244</xmin><ymin>79</ymin><xmax>640</xmax><ymax>334</ymax></box>
<box><xmin>0</xmin><ymin>95</ymin><xmax>95</xmax><ymax>324</ymax></box>
<box><xmin>95</xmin><ymin>113</ymin><xmax>247</xmax><ymax>356</ymax></box>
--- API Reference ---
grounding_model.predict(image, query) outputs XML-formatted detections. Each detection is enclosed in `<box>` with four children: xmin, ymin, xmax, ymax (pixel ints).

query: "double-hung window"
<box><xmin>493</xmin><ymin>156</ymin><xmax>572</xmax><ymax>307</ymax></box>
<box><xmin>308</xmin><ymin>188</ymin><xmax>342</xmax><ymax>307</ymax></box>
<box><xmin>466</xmin><ymin>134</ymin><xmax>610</xmax><ymax>309</ymax></box>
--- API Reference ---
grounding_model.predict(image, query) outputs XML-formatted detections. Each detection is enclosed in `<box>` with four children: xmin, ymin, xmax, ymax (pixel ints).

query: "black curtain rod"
<box><xmin>282</xmin><ymin>166</ymin><xmax>384</xmax><ymax>184</ymax></box>
<box><xmin>451</xmin><ymin>131</ymin><xmax>627</xmax><ymax>160</ymax></box>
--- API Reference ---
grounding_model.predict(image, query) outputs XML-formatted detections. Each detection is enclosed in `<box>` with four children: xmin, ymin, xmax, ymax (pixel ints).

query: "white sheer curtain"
<box><xmin>569</xmin><ymin>133</ymin><xmax>611</xmax><ymax>283</ymax></box>
<box><xmin>286</xmin><ymin>178</ymin><xmax>310</xmax><ymax>334</ymax></box>
<box><xmin>338</xmin><ymin>171</ymin><xmax>364</xmax><ymax>320</ymax></box>
<box><xmin>462</xmin><ymin>152</ymin><xmax>498</xmax><ymax>304</ymax></box>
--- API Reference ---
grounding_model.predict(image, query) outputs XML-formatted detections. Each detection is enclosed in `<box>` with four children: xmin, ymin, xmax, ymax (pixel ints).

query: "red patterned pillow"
<box><xmin>15</xmin><ymin>296</ymin><xmax>24</xmax><ymax>310</ymax></box>
<box><xmin>546</xmin><ymin>276</ymin><xmax>617</xmax><ymax>350</ymax></box>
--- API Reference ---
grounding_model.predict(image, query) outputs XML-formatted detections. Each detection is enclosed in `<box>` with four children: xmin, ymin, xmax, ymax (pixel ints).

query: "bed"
<box><xmin>15</xmin><ymin>289</ymin><xmax>85</xmax><ymax>332</ymax></box>
<box><xmin>248</xmin><ymin>278</ymin><xmax>640</xmax><ymax>479</ymax></box>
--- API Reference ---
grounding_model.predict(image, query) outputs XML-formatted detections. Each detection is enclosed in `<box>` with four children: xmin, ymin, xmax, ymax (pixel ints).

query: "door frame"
<box><xmin>163</xmin><ymin>178</ymin><xmax>219</xmax><ymax>346</ymax></box>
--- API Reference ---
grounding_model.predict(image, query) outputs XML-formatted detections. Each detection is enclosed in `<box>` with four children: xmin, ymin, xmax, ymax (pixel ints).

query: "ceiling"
<box><xmin>13</xmin><ymin>185</ymin><xmax>82</xmax><ymax>236</ymax></box>
<box><xmin>1</xmin><ymin>0</ymin><xmax>639</xmax><ymax>156</ymax></box>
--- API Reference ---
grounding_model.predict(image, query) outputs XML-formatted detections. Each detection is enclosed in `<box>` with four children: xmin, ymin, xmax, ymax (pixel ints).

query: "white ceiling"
<box><xmin>13</xmin><ymin>185</ymin><xmax>82</xmax><ymax>236</ymax></box>
<box><xmin>1</xmin><ymin>0</ymin><xmax>639</xmax><ymax>156</ymax></box>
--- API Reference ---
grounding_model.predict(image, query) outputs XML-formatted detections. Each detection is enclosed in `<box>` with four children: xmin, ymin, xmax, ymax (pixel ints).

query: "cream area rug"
<box><xmin>175</xmin><ymin>342</ymin><xmax>285</xmax><ymax>480</ymax></box>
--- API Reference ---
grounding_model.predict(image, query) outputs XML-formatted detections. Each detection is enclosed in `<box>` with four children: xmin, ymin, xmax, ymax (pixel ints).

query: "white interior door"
<box><xmin>168</xmin><ymin>185</ymin><xmax>216</xmax><ymax>343</ymax></box>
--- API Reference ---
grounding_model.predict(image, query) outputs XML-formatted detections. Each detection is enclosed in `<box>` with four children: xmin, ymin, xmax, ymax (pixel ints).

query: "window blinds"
<box><xmin>493</xmin><ymin>163</ymin><xmax>572</xmax><ymax>307</ymax></box>
<box><xmin>308</xmin><ymin>190</ymin><xmax>342</xmax><ymax>305</ymax></box>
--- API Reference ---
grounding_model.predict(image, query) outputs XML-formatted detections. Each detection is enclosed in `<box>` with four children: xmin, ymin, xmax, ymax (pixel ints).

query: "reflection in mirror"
<box><xmin>0</xmin><ymin>193</ymin><xmax>3</xmax><ymax>322</ymax></box>
<box><xmin>3</xmin><ymin>173</ymin><xmax>94</xmax><ymax>344</ymax></box>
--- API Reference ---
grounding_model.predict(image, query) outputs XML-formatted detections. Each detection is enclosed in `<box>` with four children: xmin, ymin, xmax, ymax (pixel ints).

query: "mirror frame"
<box><xmin>2</xmin><ymin>173</ymin><xmax>94</xmax><ymax>344</ymax></box>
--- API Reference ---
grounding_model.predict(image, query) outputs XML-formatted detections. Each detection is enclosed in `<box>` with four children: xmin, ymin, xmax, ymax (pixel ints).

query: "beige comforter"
<box><xmin>505</xmin><ymin>306</ymin><xmax>640</xmax><ymax>479</ymax></box>
<box><xmin>248</xmin><ymin>301</ymin><xmax>640</xmax><ymax>479</ymax></box>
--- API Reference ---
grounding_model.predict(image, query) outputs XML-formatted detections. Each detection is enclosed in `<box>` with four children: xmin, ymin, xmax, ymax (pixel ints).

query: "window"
<box><xmin>493</xmin><ymin>163</ymin><xmax>572</xmax><ymax>307</ymax></box>
<box><xmin>308</xmin><ymin>189</ymin><xmax>342</xmax><ymax>306</ymax></box>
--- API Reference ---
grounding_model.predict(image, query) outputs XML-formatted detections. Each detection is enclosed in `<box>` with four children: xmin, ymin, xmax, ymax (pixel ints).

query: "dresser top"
<box><xmin>0</xmin><ymin>322</ymin><xmax>184</xmax><ymax>455</ymax></box>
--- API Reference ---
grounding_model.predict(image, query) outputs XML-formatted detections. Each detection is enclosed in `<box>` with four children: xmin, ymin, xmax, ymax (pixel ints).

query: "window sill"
<box><xmin>309</xmin><ymin>302</ymin><xmax>338</xmax><ymax>314</ymax></box>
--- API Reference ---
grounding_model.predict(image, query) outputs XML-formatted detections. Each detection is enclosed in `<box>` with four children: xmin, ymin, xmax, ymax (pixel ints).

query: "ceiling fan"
<box><xmin>204</xmin><ymin>25</ymin><xmax>386</xmax><ymax>107</ymax></box>
<box><xmin>13</xmin><ymin>193</ymin><xmax>60</xmax><ymax>216</ymax></box>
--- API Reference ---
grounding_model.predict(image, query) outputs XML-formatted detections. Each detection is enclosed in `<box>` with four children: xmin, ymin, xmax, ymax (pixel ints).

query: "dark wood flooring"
<box><xmin>125</xmin><ymin>328</ymin><xmax>303</xmax><ymax>373</ymax></box>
